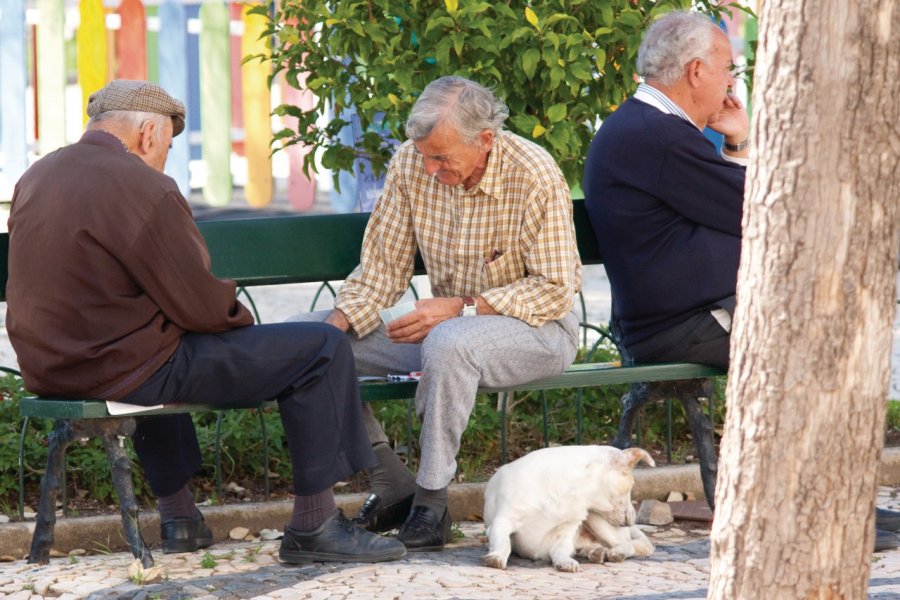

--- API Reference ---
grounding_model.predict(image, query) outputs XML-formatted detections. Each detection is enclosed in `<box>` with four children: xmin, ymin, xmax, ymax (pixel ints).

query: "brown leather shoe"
<box><xmin>353</xmin><ymin>492</ymin><xmax>414</xmax><ymax>533</ymax></box>
<box><xmin>160</xmin><ymin>511</ymin><xmax>214</xmax><ymax>554</ymax></box>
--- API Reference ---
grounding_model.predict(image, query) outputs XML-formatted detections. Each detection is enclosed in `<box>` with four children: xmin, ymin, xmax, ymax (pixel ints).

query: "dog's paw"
<box><xmin>605</xmin><ymin>548</ymin><xmax>627</xmax><ymax>563</ymax></box>
<box><xmin>587</xmin><ymin>547</ymin><xmax>608</xmax><ymax>563</ymax></box>
<box><xmin>553</xmin><ymin>558</ymin><xmax>580</xmax><ymax>573</ymax></box>
<box><xmin>632</xmin><ymin>538</ymin><xmax>654</xmax><ymax>557</ymax></box>
<box><xmin>483</xmin><ymin>553</ymin><xmax>508</xmax><ymax>570</ymax></box>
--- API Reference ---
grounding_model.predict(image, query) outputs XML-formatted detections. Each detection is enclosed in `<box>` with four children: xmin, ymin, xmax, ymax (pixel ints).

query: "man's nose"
<box><xmin>422</xmin><ymin>158</ymin><xmax>440</xmax><ymax>175</ymax></box>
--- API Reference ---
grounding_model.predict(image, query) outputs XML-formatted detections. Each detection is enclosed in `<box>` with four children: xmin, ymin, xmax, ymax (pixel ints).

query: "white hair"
<box><xmin>405</xmin><ymin>76</ymin><xmax>509</xmax><ymax>145</ymax></box>
<box><xmin>87</xmin><ymin>110</ymin><xmax>167</xmax><ymax>140</ymax></box>
<box><xmin>637</xmin><ymin>11</ymin><xmax>720</xmax><ymax>87</ymax></box>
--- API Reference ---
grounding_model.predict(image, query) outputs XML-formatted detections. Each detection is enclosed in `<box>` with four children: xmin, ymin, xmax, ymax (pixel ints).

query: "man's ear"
<box><xmin>139</xmin><ymin>121</ymin><xmax>157</xmax><ymax>154</ymax></box>
<box><xmin>478</xmin><ymin>129</ymin><xmax>494</xmax><ymax>152</ymax></box>
<box><xmin>685</xmin><ymin>58</ymin><xmax>704</xmax><ymax>88</ymax></box>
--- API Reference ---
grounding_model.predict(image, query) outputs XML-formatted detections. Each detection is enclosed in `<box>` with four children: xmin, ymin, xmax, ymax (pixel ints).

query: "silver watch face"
<box><xmin>462</xmin><ymin>304</ymin><xmax>477</xmax><ymax>317</ymax></box>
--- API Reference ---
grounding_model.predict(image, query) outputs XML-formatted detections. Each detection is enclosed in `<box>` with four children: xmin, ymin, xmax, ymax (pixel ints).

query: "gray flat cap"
<box><xmin>87</xmin><ymin>79</ymin><xmax>186</xmax><ymax>137</ymax></box>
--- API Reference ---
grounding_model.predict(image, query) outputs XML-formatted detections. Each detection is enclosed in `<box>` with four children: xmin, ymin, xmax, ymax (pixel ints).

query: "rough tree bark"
<box><xmin>708</xmin><ymin>1</ymin><xmax>900</xmax><ymax>598</ymax></box>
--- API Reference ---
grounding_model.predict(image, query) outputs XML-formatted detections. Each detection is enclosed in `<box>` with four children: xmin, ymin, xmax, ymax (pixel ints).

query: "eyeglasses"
<box><xmin>728</xmin><ymin>63</ymin><xmax>748</xmax><ymax>79</ymax></box>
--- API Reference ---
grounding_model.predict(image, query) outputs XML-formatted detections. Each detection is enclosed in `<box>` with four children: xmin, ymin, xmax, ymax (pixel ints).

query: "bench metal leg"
<box><xmin>28</xmin><ymin>419</ymin><xmax>76</xmax><ymax>564</ymax></box>
<box><xmin>215</xmin><ymin>412</ymin><xmax>224</xmax><ymax>500</ymax></box>
<box><xmin>540</xmin><ymin>391</ymin><xmax>550</xmax><ymax>448</ymax></box>
<box><xmin>680</xmin><ymin>392</ymin><xmax>718</xmax><ymax>511</ymax></box>
<box><xmin>18</xmin><ymin>416</ymin><xmax>30</xmax><ymax>520</ymax></box>
<box><xmin>499</xmin><ymin>392</ymin><xmax>509</xmax><ymax>463</ymax></box>
<box><xmin>98</xmin><ymin>430</ymin><xmax>153</xmax><ymax>567</ymax></box>
<box><xmin>612</xmin><ymin>379</ymin><xmax>718</xmax><ymax>510</ymax></box>
<box><xmin>29</xmin><ymin>418</ymin><xmax>154</xmax><ymax>567</ymax></box>
<box><xmin>611</xmin><ymin>382</ymin><xmax>656</xmax><ymax>450</ymax></box>
<box><xmin>259</xmin><ymin>410</ymin><xmax>270</xmax><ymax>499</ymax></box>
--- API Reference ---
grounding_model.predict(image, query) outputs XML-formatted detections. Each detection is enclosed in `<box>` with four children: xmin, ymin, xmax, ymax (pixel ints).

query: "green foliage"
<box><xmin>194</xmin><ymin>409</ymin><xmax>294</xmax><ymax>483</ymax></box>
<box><xmin>252</xmin><ymin>0</ymin><xmax>731</xmax><ymax>186</ymax></box>
<box><xmin>200</xmin><ymin>552</ymin><xmax>217</xmax><ymax>569</ymax></box>
<box><xmin>888</xmin><ymin>400</ymin><xmax>900</xmax><ymax>431</ymax></box>
<box><xmin>0</xmin><ymin>375</ymin><xmax>52</xmax><ymax>501</ymax></box>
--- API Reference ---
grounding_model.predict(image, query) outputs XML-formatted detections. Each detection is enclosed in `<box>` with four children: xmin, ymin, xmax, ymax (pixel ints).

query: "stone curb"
<box><xmin>3</xmin><ymin>447</ymin><xmax>898</xmax><ymax>560</ymax></box>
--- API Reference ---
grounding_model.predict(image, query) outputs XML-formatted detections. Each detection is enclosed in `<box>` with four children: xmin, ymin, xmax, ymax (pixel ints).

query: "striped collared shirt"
<box><xmin>336</xmin><ymin>130</ymin><xmax>583</xmax><ymax>338</ymax></box>
<box><xmin>634</xmin><ymin>83</ymin><xmax>697</xmax><ymax>127</ymax></box>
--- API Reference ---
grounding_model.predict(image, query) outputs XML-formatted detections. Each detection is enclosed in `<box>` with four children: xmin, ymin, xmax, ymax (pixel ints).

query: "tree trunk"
<box><xmin>708</xmin><ymin>1</ymin><xmax>900</xmax><ymax>598</ymax></box>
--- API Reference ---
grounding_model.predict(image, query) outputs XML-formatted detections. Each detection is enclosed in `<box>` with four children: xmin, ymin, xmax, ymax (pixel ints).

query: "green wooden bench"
<box><xmin>2</xmin><ymin>199</ymin><xmax>725</xmax><ymax>566</ymax></box>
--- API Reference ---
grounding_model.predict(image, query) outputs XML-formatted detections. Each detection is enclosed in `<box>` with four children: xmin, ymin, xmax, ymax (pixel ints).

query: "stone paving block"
<box><xmin>265</xmin><ymin>589</ymin><xmax>299</xmax><ymax>599</ymax></box>
<box><xmin>4</xmin><ymin>510</ymin><xmax>900</xmax><ymax>599</ymax></box>
<box><xmin>73</xmin><ymin>582</ymin><xmax>108</xmax><ymax>595</ymax></box>
<box><xmin>637</xmin><ymin>499</ymin><xmax>674</xmax><ymax>526</ymax></box>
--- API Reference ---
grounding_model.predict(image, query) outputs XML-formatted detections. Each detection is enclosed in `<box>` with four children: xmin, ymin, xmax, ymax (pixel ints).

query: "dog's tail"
<box><xmin>622</xmin><ymin>447</ymin><xmax>655</xmax><ymax>469</ymax></box>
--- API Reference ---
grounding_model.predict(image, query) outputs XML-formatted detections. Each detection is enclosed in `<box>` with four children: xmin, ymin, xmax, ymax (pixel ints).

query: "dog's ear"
<box><xmin>622</xmin><ymin>447</ymin><xmax>655</xmax><ymax>469</ymax></box>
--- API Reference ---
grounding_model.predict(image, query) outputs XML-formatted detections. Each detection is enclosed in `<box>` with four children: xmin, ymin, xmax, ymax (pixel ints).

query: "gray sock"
<box><xmin>369</xmin><ymin>442</ymin><xmax>416</xmax><ymax>502</ymax></box>
<box><xmin>412</xmin><ymin>484</ymin><xmax>448</xmax><ymax>516</ymax></box>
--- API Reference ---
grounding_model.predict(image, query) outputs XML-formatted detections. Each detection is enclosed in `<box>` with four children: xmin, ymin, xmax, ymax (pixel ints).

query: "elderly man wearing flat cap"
<box><xmin>6</xmin><ymin>80</ymin><xmax>406</xmax><ymax>564</ymax></box>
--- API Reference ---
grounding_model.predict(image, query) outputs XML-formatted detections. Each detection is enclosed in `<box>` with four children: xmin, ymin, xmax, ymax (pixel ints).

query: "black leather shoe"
<box><xmin>876</xmin><ymin>508</ymin><xmax>900</xmax><ymax>533</ymax></box>
<box><xmin>353</xmin><ymin>492</ymin><xmax>414</xmax><ymax>533</ymax></box>
<box><xmin>875</xmin><ymin>528</ymin><xmax>899</xmax><ymax>552</ymax></box>
<box><xmin>160</xmin><ymin>511</ymin><xmax>214</xmax><ymax>554</ymax></box>
<box><xmin>397</xmin><ymin>505</ymin><xmax>451</xmax><ymax>552</ymax></box>
<box><xmin>279</xmin><ymin>509</ymin><xmax>407</xmax><ymax>564</ymax></box>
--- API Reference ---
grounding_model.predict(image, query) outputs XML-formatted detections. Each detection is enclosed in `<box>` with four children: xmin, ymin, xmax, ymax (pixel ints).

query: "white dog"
<box><xmin>483</xmin><ymin>445</ymin><xmax>655</xmax><ymax>572</ymax></box>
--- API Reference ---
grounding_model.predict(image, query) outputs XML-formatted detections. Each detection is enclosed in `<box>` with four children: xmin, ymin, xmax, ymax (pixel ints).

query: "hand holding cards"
<box><xmin>379</xmin><ymin>301</ymin><xmax>416</xmax><ymax>325</ymax></box>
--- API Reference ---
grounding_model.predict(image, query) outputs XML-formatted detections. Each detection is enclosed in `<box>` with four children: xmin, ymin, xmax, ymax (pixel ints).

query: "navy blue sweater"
<box><xmin>582</xmin><ymin>97</ymin><xmax>745</xmax><ymax>348</ymax></box>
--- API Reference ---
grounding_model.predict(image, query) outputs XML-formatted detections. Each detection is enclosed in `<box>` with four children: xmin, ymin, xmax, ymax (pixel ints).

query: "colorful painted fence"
<box><xmin>1</xmin><ymin>1</ymin><xmax>753</xmax><ymax>211</ymax></box>
<box><xmin>0</xmin><ymin>0</ymin><xmax>333</xmax><ymax>210</ymax></box>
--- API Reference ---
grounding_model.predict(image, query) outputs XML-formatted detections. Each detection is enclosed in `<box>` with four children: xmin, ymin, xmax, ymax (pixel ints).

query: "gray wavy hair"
<box><xmin>88</xmin><ymin>110</ymin><xmax>167</xmax><ymax>141</ymax></box>
<box><xmin>405</xmin><ymin>76</ymin><xmax>509</xmax><ymax>144</ymax></box>
<box><xmin>637</xmin><ymin>11</ymin><xmax>719</xmax><ymax>87</ymax></box>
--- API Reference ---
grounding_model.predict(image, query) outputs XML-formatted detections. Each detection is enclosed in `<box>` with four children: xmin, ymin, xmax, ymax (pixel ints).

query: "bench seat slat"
<box><xmin>20</xmin><ymin>363</ymin><xmax>724</xmax><ymax>419</ymax></box>
<box><xmin>19</xmin><ymin>398</ymin><xmax>278</xmax><ymax>419</ymax></box>
<box><xmin>481</xmin><ymin>362</ymin><xmax>724</xmax><ymax>393</ymax></box>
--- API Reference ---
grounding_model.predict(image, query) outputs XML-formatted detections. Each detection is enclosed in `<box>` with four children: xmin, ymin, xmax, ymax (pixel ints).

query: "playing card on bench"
<box><xmin>379</xmin><ymin>301</ymin><xmax>416</xmax><ymax>325</ymax></box>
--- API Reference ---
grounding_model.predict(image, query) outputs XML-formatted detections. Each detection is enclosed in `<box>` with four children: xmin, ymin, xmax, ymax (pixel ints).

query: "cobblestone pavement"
<box><xmin>2</xmin><ymin>489</ymin><xmax>899</xmax><ymax>600</ymax></box>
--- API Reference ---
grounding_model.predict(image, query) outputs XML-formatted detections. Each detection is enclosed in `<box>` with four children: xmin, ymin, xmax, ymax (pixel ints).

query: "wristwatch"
<box><xmin>723</xmin><ymin>138</ymin><xmax>749</xmax><ymax>152</ymax></box>
<box><xmin>459</xmin><ymin>296</ymin><xmax>477</xmax><ymax>317</ymax></box>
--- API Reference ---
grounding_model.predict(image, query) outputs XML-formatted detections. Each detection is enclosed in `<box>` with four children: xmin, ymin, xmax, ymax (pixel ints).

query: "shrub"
<box><xmin>251</xmin><ymin>0</ymin><xmax>731</xmax><ymax>187</ymax></box>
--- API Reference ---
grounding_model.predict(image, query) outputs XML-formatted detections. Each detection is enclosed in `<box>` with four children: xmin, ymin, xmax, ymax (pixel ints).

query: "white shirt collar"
<box><xmin>633</xmin><ymin>83</ymin><xmax>698</xmax><ymax>129</ymax></box>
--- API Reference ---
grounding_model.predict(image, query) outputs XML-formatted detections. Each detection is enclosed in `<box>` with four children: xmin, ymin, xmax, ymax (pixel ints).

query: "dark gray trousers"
<box><xmin>623</xmin><ymin>298</ymin><xmax>734</xmax><ymax>369</ymax></box>
<box><xmin>119</xmin><ymin>322</ymin><xmax>375</xmax><ymax>497</ymax></box>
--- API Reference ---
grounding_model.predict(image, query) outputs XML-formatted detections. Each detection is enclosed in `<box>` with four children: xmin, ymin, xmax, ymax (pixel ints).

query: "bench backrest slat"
<box><xmin>0</xmin><ymin>199</ymin><xmax>601</xmax><ymax>299</ymax></box>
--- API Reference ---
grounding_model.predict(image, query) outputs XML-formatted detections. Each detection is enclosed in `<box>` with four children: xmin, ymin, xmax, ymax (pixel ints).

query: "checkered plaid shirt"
<box><xmin>336</xmin><ymin>131</ymin><xmax>583</xmax><ymax>338</ymax></box>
